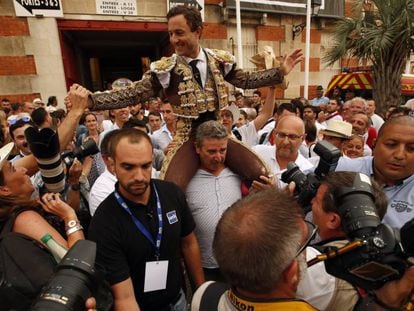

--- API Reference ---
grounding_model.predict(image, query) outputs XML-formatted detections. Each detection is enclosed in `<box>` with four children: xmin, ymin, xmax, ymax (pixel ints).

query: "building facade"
<box><xmin>1</xmin><ymin>0</ymin><xmax>359</xmax><ymax>105</ymax></box>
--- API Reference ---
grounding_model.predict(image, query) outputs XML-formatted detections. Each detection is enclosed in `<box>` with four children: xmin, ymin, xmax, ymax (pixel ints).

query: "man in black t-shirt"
<box><xmin>89</xmin><ymin>128</ymin><xmax>205</xmax><ymax>311</ymax></box>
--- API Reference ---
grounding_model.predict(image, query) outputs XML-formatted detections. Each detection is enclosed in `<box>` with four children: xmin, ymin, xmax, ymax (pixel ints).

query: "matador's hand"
<box><xmin>281</xmin><ymin>49</ymin><xmax>304</xmax><ymax>76</ymax></box>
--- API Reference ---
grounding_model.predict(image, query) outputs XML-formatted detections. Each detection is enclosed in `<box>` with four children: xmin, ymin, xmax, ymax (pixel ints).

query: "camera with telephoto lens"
<box><xmin>61</xmin><ymin>138</ymin><xmax>99</xmax><ymax>168</ymax></box>
<box><xmin>25</xmin><ymin>127</ymin><xmax>66</xmax><ymax>193</ymax></box>
<box><xmin>321</xmin><ymin>173</ymin><xmax>414</xmax><ymax>291</ymax></box>
<box><xmin>281</xmin><ymin>140</ymin><xmax>341</xmax><ymax>212</ymax></box>
<box><xmin>30</xmin><ymin>240</ymin><xmax>98</xmax><ymax>311</ymax></box>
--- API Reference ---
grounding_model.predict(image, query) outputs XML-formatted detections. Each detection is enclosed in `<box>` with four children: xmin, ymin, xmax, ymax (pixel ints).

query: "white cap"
<box><xmin>221</xmin><ymin>103</ymin><xmax>241</xmax><ymax>125</ymax></box>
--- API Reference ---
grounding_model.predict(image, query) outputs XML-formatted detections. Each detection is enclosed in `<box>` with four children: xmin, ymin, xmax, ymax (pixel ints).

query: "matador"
<box><xmin>87</xmin><ymin>6</ymin><xmax>303</xmax><ymax>190</ymax></box>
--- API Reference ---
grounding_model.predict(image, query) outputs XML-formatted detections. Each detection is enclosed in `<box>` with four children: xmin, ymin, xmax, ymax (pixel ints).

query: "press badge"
<box><xmin>166</xmin><ymin>210</ymin><xmax>178</xmax><ymax>224</ymax></box>
<box><xmin>144</xmin><ymin>260</ymin><xmax>169</xmax><ymax>292</ymax></box>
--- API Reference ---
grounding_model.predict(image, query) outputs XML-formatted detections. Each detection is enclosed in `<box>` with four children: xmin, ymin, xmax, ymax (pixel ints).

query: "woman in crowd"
<box><xmin>342</xmin><ymin>134</ymin><xmax>364</xmax><ymax>158</ymax></box>
<box><xmin>79</xmin><ymin>112</ymin><xmax>100</xmax><ymax>144</ymax></box>
<box><xmin>0</xmin><ymin>142</ymin><xmax>84</xmax><ymax>251</ymax></box>
<box><xmin>78</xmin><ymin>112</ymin><xmax>103</xmax><ymax>187</ymax></box>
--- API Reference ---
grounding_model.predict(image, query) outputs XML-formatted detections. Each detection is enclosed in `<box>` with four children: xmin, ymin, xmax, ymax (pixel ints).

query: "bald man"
<box><xmin>253</xmin><ymin>116</ymin><xmax>314</xmax><ymax>183</ymax></box>
<box><xmin>336</xmin><ymin>116</ymin><xmax>414</xmax><ymax>229</ymax></box>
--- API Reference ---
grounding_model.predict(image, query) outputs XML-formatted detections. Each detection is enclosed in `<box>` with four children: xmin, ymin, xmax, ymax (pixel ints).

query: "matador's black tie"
<box><xmin>189</xmin><ymin>60</ymin><xmax>202</xmax><ymax>87</ymax></box>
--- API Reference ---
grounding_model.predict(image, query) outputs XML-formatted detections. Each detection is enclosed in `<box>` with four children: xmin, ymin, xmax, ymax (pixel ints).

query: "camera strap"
<box><xmin>114</xmin><ymin>184</ymin><xmax>163</xmax><ymax>260</ymax></box>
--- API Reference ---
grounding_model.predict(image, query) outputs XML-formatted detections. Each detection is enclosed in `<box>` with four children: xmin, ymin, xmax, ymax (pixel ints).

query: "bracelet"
<box><xmin>66</xmin><ymin>224</ymin><xmax>83</xmax><ymax>236</ymax></box>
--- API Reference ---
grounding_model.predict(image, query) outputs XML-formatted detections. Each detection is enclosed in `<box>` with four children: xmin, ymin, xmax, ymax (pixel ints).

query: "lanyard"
<box><xmin>114</xmin><ymin>184</ymin><xmax>163</xmax><ymax>259</ymax></box>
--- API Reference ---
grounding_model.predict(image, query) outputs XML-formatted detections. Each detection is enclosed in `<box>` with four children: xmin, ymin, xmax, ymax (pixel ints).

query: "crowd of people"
<box><xmin>1</xmin><ymin>4</ymin><xmax>414</xmax><ymax>311</ymax></box>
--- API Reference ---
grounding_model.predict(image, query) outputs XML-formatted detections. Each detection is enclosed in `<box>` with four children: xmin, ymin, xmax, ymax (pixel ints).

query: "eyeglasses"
<box><xmin>8</xmin><ymin>116</ymin><xmax>31</xmax><ymax>125</ymax></box>
<box><xmin>275</xmin><ymin>132</ymin><xmax>303</xmax><ymax>141</ymax></box>
<box><xmin>295</xmin><ymin>220</ymin><xmax>318</xmax><ymax>258</ymax></box>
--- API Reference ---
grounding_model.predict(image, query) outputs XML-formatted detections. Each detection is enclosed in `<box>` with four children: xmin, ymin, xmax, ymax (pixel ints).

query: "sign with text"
<box><xmin>168</xmin><ymin>0</ymin><xmax>204</xmax><ymax>21</ymax></box>
<box><xmin>96</xmin><ymin>0</ymin><xmax>138</xmax><ymax>16</ymax></box>
<box><xmin>13</xmin><ymin>0</ymin><xmax>63</xmax><ymax>17</ymax></box>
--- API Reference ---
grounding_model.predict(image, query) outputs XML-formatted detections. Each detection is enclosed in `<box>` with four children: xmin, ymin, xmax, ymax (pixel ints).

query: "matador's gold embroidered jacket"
<box><xmin>90</xmin><ymin>48</ymin><xmax>285</xmax><ymax>119</ymax></box>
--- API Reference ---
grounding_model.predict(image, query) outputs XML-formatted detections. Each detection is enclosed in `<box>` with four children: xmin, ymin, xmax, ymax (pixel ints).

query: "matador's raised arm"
<box><xmin>88</xmin><ymin>72</ymin><xmax>162</xmax><ymax>111</ymax></box>
<box><xmin>225</xmin><ymin>67</ymin><xmax>285</xmax><ymax>90</ymax></box>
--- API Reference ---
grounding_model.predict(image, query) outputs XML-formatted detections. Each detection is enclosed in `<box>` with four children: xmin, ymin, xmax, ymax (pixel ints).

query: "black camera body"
<box><xmin>62</xmin><ymin>139</ymin><xmax>100</xmax><ymax>168</ymax></box>
<box><xmin>30</xmin><ymin>240</ymin><xmax>98</xmax><ymax>311</ymax></box>
<box><xmin>281</xmin><ymin>140</ymin><xmax>341</xmax><ymax>212</ymax></box>
<box><xmin>321</xmin><ymin>173</ymin><xmax>413</xmax><ymax>290</ymax></box>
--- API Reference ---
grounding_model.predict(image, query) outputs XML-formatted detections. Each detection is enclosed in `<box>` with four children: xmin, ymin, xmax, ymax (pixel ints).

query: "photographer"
<box><xmin>25</xmin><ymin>86</ymin><xmax>98</xmax><ymax>235</ymax></box>
<box><xmin>296</xmin><ymin>171</ymin><xmax>388</xmax><ymax>310</ymax></box>
<box><xmin>191</xmin><ymin>189</ymin><xmax>414</xmax><ymax>311</ymax></box>
<box><xmin>192</xmin><ymin>189</ymin><xmax>317</xmax><ymax>310</ymax></box>
<box><xmin>335</xmin><ymin>115</ymin><xmax>414</xmax><ymax>229</ymax></box>
<box><xmin>0</xmin><ymin>143</ymin><xmax>86</xmax><ymax>309</ymax></box>
<box><xmin>0</xmin><ymin>85</ymin><xmax>97</xmax><ymax>309</ymax></box>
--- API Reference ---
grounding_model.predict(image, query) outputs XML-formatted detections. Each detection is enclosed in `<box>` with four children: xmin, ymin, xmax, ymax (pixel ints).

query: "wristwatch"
<box><xmin>66</xmin><ymin>219</ymin><xmax>80</xmax><ymax>230</ymax></box>
<box><xmin>65</xmin><ymin>219</ymin><xmax>83</xmax><ymax>236</ymax></box>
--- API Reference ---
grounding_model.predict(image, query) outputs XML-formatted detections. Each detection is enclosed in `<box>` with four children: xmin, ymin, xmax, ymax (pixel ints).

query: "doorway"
<box><xmin>58</xmin><ymin>20</ymin><xmax>170</xmax><ymax>91</ymax></box>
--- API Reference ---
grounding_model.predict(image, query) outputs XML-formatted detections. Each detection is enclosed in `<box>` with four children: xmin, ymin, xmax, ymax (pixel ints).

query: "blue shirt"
<box><xmin>336</xmin><ymin>156</ymin><xmax>414</xmax><ymax>229</ymax></box>
<box><xmin>311</xmin><ymin>96</ymin><xmax>329</xmax><ymax>107</ymax></box>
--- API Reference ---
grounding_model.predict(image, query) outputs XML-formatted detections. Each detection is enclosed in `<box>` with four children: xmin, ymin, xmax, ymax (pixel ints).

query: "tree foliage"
<box><xmin>323</xmin><ymin>0</ymin><xmax>414</xmax><ymax>113</ymax></box>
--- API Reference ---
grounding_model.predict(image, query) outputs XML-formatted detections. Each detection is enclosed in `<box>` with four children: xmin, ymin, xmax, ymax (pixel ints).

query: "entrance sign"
<box><xmin>96</xmin><ymin>0</ymin><xmax>138</xmax><ymax>16</ymax></box>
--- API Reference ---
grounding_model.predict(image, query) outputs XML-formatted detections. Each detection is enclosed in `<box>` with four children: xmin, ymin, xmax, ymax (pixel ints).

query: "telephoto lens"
<box><xmin>30</xmin><ymin>240</ymin><xmax>98</xmax><ymax>311</ymax></box>
<box><xmin>25</xmin><ymin>127</ymin><xmax>66</xmax><ymax>193</ymax></box>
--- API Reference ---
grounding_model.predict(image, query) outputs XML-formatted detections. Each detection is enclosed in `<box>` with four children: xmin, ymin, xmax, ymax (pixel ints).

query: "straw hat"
<box><xmin>320</xmin><ymin>120</ymin><xmax>352</xmax><ymax>139</ymax></box>
<box><xmin>249</xmin><ymin>45</ymin><xmax>276</xmax><ymax>70</ymax></box>
<box><xmin>249</xmin><ymin>46</ymin><xmax>288</xmax><ymax>89</ymax></box>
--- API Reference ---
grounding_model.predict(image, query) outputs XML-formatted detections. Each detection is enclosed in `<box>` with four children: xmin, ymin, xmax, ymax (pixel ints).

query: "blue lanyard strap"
<box><xmin>114</xmin><ymin>184</ymin><xmax>163</xmax><ymax>259</ymax></box>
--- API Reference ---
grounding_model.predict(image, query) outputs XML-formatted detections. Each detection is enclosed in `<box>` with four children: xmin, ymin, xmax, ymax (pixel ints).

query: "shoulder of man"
<box><xmin>152</xmin><ymin>179</ymin><xmax>182</xmax><ymax>194</ymax></box>
<box><xmin>204</xmin><ymin>48</ymin><xmax>236</xmax><ymax>65</ymax></box>
<box><xmin>252</xmin><ymin>144</ymin><xmax>274</xmax><ymax>154</ymax></box>
<box><xmin>150</xmin><ymin>54</ymin><xmax>177</xmax><ymax>74</ymax></box>
<box><xmin>92</xmin><ymin>192</ymin><xmax>117</xmax><ymax>217</ymax></box>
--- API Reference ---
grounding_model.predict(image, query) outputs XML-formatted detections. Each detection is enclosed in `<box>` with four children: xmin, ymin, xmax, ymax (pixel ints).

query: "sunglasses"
<box><xmin>295</xmin><ymin>220</ymin><xmax>318</xmax><ymax>258</ymax></box>
<box><xmin>8</xmin><ymin>116</ymin><xmax>31</xmax><ymax>125</ymax></box>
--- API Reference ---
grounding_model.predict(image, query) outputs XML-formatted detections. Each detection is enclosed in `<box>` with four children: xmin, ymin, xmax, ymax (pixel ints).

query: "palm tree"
<box><xmin>323</xmin><ymin>0</ymin><xmax>414</xmax><ymax>114</ymax></box>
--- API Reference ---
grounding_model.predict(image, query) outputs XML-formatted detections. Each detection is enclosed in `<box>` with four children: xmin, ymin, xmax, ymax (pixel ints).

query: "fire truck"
<box><xmin>325</xmin><ymin>68</ymin><xmax>414</xmax><ymax>99</ymax></box>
